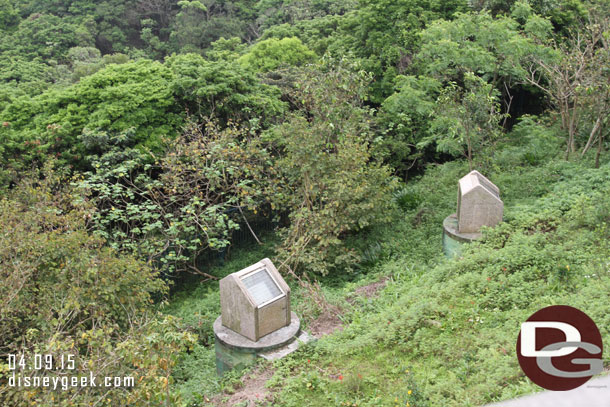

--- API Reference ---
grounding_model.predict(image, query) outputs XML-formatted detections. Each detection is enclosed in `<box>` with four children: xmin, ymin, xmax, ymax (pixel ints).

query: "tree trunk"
<box><xmin>561</xmin><ymin>102</ymin><xmax>571</xmax><ymax>160</ymax></box>
<box><xmin>466</xmin><ymin>132</ymin><xmax>473</xmax><ymax>171</ymax></box>
<box><xmin>567</xmin><ymin>103</ymin><xmax>578</xmax><ymax>154</ymax></box>
<box><xmin>595</xmin><ymin>124</ymin><xmax>604</xmax><ymax>169</ymax></box>
<box><xmin>582</xmin><ymin>115</ymin><xmax>602</xmax><ymax>156</ymax></box>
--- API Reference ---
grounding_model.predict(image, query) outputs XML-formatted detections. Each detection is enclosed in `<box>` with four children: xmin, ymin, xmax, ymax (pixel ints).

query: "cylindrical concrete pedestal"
<box><xmin>442</xmin><ymin>213</ymin><xmax>481</xmax><ymax>258</ymax></box>
<box><xmin>214</xmin><ymin>312</ymin><xmax>301</xmax><ymax>376</ymax></box>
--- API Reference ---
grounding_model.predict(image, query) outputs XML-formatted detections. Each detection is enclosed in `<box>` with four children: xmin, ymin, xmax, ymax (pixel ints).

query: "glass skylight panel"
<box><xmin>241</xmin><ymin>268</ymin><xmax>282</xmax><ymax>306</ymax></box>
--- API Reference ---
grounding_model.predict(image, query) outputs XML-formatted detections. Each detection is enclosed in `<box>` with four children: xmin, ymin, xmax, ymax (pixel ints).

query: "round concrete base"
<box><xmin>214</xmin><ymin>312</ymin><xmax>300</xmax><ymax>375</ymax></box>
<box><xmin>442</xmin><ymin>213</ymin><xmax>481</xmax><ymax>258</ymax></box>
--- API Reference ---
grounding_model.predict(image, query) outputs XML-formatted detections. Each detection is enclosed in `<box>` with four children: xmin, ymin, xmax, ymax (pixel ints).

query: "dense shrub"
<box><xmin>0</xmin><ymin>60</ymin><xmax>181</xmax><ymax>172</ymax></box>
<box><xmin>0</xmin><ymin>166</ymin><xmax>195</xmax><ymax>406</ymax></box>
<box><xmin>238</xmin><ymin>37</ymin><xmax>317</xmax><ymax>72</ymax></box>
<box><xmin>166</xmin><ymin>53</ymin><xmax>286</xmax><ymax>126</ymax></box>
<box><xmin>268</xmin><ymin>60</ymin><xmax>398</xmax><ymax>275</ymax></box>
<box><xmin>78</xmin><ymin>121</ymin><xmax>275</xmax><ymax>276</ymax></box>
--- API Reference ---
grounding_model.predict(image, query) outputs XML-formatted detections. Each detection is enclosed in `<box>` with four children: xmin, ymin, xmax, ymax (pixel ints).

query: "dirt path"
<box><xmin>211</xmin><ymin>366</ymin><xmax>275</xmax><ymax>407</ymax></box>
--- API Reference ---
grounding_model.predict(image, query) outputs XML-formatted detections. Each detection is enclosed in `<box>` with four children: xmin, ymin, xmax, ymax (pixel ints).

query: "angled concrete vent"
<box><xmin>219</xmin><ymin>258</ymin><xmax>290</xmax><ymax>341</ymax></box>
<box><xmin>457</xmin><ymin>170</ymin><xmax>503</xmax><ymax>233</ymax></box>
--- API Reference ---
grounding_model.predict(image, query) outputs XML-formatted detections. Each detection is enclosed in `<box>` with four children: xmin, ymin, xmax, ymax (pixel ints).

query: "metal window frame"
<box><xmin>239</xmin><ymin>266</ymin><xmax>286</xmax><ymax>308</ymax></box>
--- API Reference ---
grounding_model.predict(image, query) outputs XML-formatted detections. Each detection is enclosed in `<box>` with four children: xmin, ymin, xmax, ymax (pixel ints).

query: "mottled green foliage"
<box><xmin>0</xmin><ymin>0</ymin><xmax>18</xmax><ymax>30</ymax></box>
<box><xmin>378</xmin><ymin>75</ymin><xmax>441</xmax><ymax>174</ymax></box>
<box><xmin>0</xmin><ymin>166</ymin><xmax>195</xmax><ymax>407</ymax></box>
<box><xmin>78</xmin><ymin>121</ymin><xmax>275</xmax><ymax>276</ymax></box>
<box><xmin>0</xmin><ymin>14</ymin><xmax>87</xmax><ymax>61</ymax></box>
<box><xmin>0</xmin><ymin>60</ymin><xmax>180</xmax><ymax>171</ymax></box>
<box><xmin>261</xmin><ymin>14</ymin><xmax>345</xmax><ymax>55</ymax></box>
<box><xmin>167</xmin><ymin>52</ymin><xmax>286</xmax><ymax>124</ymax></box>
<box><xmin>269</xmin><ymin>60</ymin><xmax>398</xmax><ymax>275</ymax></box>
<box><xmin>256</xmin><ymin>0</ymin><xmax>355</xmax><ymax>29</ymax></box>
<box><xmin>170</xmin><ymin>1</ymin><xmax>211</xmax><ymax>52</ymax></box>
<box><xmin>419</xmin><ymin>72</ymin><xmax>505</xmax><ymax>169</ymax></box>
<box><xmin>416</xmin><ymin>11</ymin><xmax>545</xmax><ymax>85</ymax></box>
<box><xmin>0</xmin><ymin>53</ymin><xmax>287</xmax><ymax>173</ymax></box>
<box><xmin>339</xmin><ymin>0</ymin><xmax>468</xmax><ymax>101</ymax></box>
<box><xmin>238</xmin><ymin>37</ymin><xmax>316</xmax><ymax>72</ymax></box>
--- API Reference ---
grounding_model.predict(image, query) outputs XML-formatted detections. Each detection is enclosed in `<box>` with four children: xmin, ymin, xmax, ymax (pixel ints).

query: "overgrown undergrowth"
<box><xmin>166</xmin><ymin>151</ymin><xmax>610</xmax><ymax>407</ymax></box>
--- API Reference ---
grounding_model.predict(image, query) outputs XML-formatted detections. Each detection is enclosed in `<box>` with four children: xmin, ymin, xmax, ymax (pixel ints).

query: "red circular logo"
<box><xmin>516</xmin><ymin>305</ymin><xmax>603</xmax><ymax>391</ymax></box>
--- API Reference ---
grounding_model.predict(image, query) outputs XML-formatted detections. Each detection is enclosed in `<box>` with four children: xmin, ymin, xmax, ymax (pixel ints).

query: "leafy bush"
<box><xmin>166</xmin><ymin>53</ymin><xmax>286</xmax><ymax>127</ymax></box>
<box><xmin>0</xmin><ymin>166</ymin><xmax>195</xmax><ymax>406</ymax></box>
<box><xmin>269</xmin><ymin>60</ymin><xmax>398</xmax><ymax>275</ymax></box>
<box><xmin>0</xmin><ymin>54</ymin><xmax>287</xmax><ymax>178</ymax></box>
<box><xmin>377</xmin><ymin>75</ymin><xmax>441</xmax><ymax>174</ymax></box>
<box><xmin>0</xmin><ymin>59</ymin><xmax>181</xmax><ymax>172</ymax></box>
<box><xmin>337</xmin><ymin>0</ymin><xmax>468</xmax><ymax>101</ymax></box>
<box><xmin>238</xmin><ymin>37</ymin><xmax>316</xmax><ymax>72</ymax></box>
<box><xmin>78</xmin><ymin>121</ymin><xmax>274</xmax><ymax>276</ymax></box>
<box><xmin>510</xmin><ymin>115</ymin><xmax>562</xmax><ymax>165</ymax></box>
<box><xmin>418</xmin><ymin>72</ymin><xmax>505</xmax><ymax>170</ymax></box>
<box><xmin>393</xmin><ymin>186</ymin><xmax>422</xmax><ymax>212</ymax></box>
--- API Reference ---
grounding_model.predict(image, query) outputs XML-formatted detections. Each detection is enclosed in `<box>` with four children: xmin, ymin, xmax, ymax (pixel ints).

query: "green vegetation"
<box><xmin>238</xmin><ymin>37</ymin><xmax>316</xmax><ymax>72</ymax></box>
<box><xmin>0</xmin><ymin>166</ymin><xmax>196</xmax><ymax>406</ymax></box>
<box><xmin>266</xmin><ymin>154</ymin><xmax>610</xmax><ymax>407</ymax></box>
<box><xmin>0</xmin><ymin>0</ymin><xmax>608</xmax><ymax>406</ymax></box>
<box><xmin>164</xmin><ymin>120</ymin><xmax>610</xmax><ymax>406</ymax></box>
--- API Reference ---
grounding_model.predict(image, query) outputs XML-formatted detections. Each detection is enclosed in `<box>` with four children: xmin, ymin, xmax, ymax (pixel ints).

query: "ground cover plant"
<box><xmin>264</xmin><ymin>156</ymin><xmax>610</xmax><ymax>407</ymax></box>
<box><xmin>162</xmin><ymin>130</ymin><xmax>609</xmax><ymax>406</ymax></box>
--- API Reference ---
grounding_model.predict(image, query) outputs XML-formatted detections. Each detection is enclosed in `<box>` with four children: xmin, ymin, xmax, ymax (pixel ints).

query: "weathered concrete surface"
<box><xmin>214</xmin><ymin>312</ymin><xmax>304</xmax><ymax>375</ymax></box>
<box><xmin>485</xmin><ymin>375</ymin><xmax>610</xmax><ymax>407</ymax></box>
<box><xmin>214</xmin><ymin>312</ymin><xmax>300</xmax><ymax>351</ymax></box>
<box><xmin>220</xmin><ymin>272</ymin><xmax>257</xmax><ymax>340</ymax></box>
<box><xmin>442</xmin><ymin>213</ymin><xmax>481</xmax><ymax>258</ymax></box>
<box><xmin>257</xmin><ymin>294</ymin><xmax>289</xmax><ymax>339</ymax></box>
<box><xmin>258</xmin><ymin>331</ymin><xmax>314</xmax><ymax>361</ymax></box>
<box><xmin>457</xmin><ymin>170</ymin><xmax>503</xmax><ymax>233</ymax></box>
<box><xmin>219</xmin><ymin>258</ymin><xmax>290</xmax><ymax>341</ymax></box>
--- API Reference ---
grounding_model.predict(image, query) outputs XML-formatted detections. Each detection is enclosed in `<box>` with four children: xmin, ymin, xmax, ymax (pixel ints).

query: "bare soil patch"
<box><xmin>307</xmin><ymin>310</ymin><xmax>343</xmax><ymax>338</ymax></box>
<box><xmin>346</xmin><ymin>276</ymin><xmax>389</xmax><ymax>304</ymax></box>
<box><xmin>212</xmin><ymin>366</ymin><xmax>274</xmax><ymax>407</ymax></box>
